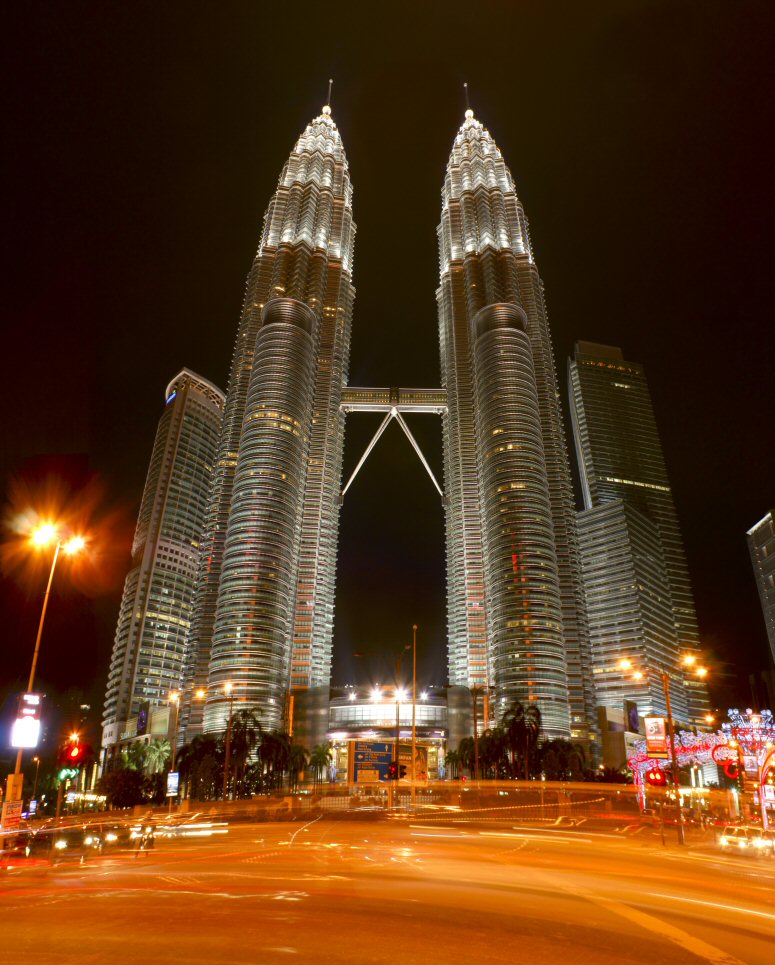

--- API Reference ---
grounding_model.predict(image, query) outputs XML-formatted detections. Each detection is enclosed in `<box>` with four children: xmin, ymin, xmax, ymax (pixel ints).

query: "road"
<box><xmin>3</xmin><ymin>817</ymin><xmax>774</xmax><ymax>964</ymax></box>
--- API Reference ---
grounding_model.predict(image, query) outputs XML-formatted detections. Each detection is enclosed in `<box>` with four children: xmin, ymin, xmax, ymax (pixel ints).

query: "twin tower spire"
<box><xmin>179</xmin><ymin>95</ymin><xmax>594</xmax><ymax>748</ymax></box>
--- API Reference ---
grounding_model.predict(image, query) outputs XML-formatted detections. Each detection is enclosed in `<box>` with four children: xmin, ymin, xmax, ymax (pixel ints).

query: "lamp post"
<box><xmin>31</xmin><ymin>756</ymin><xmax>41</xmax><ymax>803</ymax></box>
<box><xmin>411</xmin><ymin>624</ymin><xmax>417</xmax><ymax>812</ymax></box>
<box><xmin>619</xmin><ymin>654</ymin><xmax>708</xmax><ymax>846</ymax></box>
<box><xmin>12</xmin><ymin>525</ymin><xmax>87</xmax><ymax>790</ymax></box>
<box><xmin>222</xmin><ymin>683</ymin><xmax>235</xmax><ymax>801</ymax></box>
<box><xmin>168</xmin><ymin>692</ymin><xmax>181</xmax><ymax>812</ymax></box>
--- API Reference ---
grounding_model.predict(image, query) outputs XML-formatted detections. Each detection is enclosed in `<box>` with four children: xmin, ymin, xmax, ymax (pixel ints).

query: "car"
<box><xmin>717</xmin><ymin>824</ymin><xmax>774</xmax><ymax>856</ymax></box>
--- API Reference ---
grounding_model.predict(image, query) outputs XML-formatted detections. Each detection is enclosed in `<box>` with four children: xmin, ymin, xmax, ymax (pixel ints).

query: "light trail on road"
<box><xmin>3</xmin><ymin>818</ymin><xmax>774</xmax><ymax>964</ymax></box>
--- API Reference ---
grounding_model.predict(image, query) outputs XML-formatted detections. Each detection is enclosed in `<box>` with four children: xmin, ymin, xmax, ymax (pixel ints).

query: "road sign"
<box><xmin>1</xmin><ymin>800</ymin><xmax>23</xmax><ymax>831</ymax></box>
<box><xmin>349</xmin><ymin>741</ymin><xmax>394</xmax><ymax>783</ymax></box>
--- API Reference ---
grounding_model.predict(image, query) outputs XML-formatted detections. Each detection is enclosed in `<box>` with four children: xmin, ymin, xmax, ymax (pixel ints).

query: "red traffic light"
<box><xmin>645</xmin><ymin>768</ymin><xmax>667</xmax><ymax>787</ymax></box>
<box><xmin>388</xmin><ymin>761</ymin><xmax>398</xmax><ymax>780</ymax></box>
<box><xmin>68</xmin><ymin>744</ymin><xmax>82</xmax><ymax>760</ymax></box>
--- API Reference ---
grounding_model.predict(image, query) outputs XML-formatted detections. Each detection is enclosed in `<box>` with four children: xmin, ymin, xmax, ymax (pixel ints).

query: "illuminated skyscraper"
<box><xmin>569</xmin><ymin>341</ymin><xmax>709</xmax><ymax>724</ymax></box>
<box><xmin>748</xmin><ymin>511</ymin><xmax>775</xmax><ymax>669</ymax></box>
<box><xmin>437</xmin><ymin>111</ymin><xmax>594</xmax><ymax>740</ymax></box>
<box><xmin>102</xmin><ymin>369</ymin><xmax>224</xmax><ymax>756</ymax></box>
<box><xmin>182</xmin><ymin>103</ymin><xmax>355</xmax><ymax>740</ymax></box>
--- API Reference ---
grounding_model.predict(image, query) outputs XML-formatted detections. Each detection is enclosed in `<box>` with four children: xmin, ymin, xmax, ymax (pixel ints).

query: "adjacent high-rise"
<box><xmin>102</xmin><ymin>369</ymin><xmax>225</xmax><ymax>754</ymax></box>
<box><xmin>181</xmin><ymin>104</ymin><xmax>355</xmax><ymax>742</ymax></box>
<box><xmin>437</xmin><ymin>111</ymin><xmax>594</xmax><ymax>740</ymax></box>
<box><xmin>569</xmin><ymin>341</ymin><xmax>709</xmax><ymax>724</ymax></box>
<box><xmin>748</xmin><ymin>511</ymin><xmax>775</xmax><ymax>668</ymax></box>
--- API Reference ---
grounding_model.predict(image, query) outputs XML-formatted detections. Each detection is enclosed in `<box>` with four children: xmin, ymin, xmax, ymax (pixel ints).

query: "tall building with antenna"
<box><xmin>181</xmin><ymin>97</ymin><xmax>355</xmax><ymax>744</ymax></box>
<box><xmin>568</xmin><ymin>341</ymin><xmax>709</xmax><ymax>725</ymax></box>
<box><xmin>102</xmin><ymin>369</ymin><xmax>225</xmax><ymax>758</ymax></box>
<box><xmin>175</xmin><ymin>94</ymin><xmax>598</xmax><ymax>750</ymax></box>
<box><xmin>437</xmin><ymin>105</ymin><xmax>594</xmax><ymax>741</ymax></box>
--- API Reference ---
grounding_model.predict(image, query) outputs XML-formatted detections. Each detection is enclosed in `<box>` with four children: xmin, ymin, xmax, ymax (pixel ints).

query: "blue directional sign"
<box><xmin>350</xmin><ymin>741</ymin><xmax>395</xmax><ymax>783</ymax></box>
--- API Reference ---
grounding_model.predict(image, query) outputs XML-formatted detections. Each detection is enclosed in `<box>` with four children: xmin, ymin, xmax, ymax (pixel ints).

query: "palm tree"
<box><xmin>458</xmin><ymin>737</ymin><xmax>476</xmax><ymax>778</ymax></box>
<box><xmin>444</xmin><ymin>749</ymin><xmax>460</xmax><ymax>780</ymax></box>
<box><xmin>479</xmin><ymin>726</ymin><xmax>508</xmax><ymax>779</ymax></box>
<box><xmin>503</xmin><ymin>700</ymin><xmax>543</xmax><ymax>779</ymax></box>
<box><xmin>144</xmin><ymin>738</ymin><xmax>171</xmax><ymax>774</ymax></box>
<box><xmin>538</xmin><ymin>739</ymin><xmax>585</xmax><ymax>781</ymax></box>
<box><xmin>229</xmin><ymin>709</ymin><xmax>262</xmax><ymax>797</ymax></box>
<box><xmin>309</xmin><ymin>743</ymin><xmax>332</xmax><ymax>786</ymax></box>
<box><xmin>288</xmin><ymin>743</ymin><xmax>309</xmax><ymax>791</ymax></box>
<box><xmin>260</xmin><ymin>731</ymin><xmax>291</xmax><ymax>790</ymax></box>
<box><xmin>177</xmin><ymin>734</ymin><xmax>223</xmax><ymax>800</ymax></box>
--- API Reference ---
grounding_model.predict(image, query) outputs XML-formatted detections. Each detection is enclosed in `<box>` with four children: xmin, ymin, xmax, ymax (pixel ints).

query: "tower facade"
<box><xmin>102</xmin><ymin>369</ymin><xmax>224</xmax><ymax>754</ymax></box>
<box><xmin>437</xmin><ymin>111</ymin><xmax>594</xmax><ymax>740</ymax></box>
<box><xmin>182</xmin><ymin>104</ymin><xmax>355</xmax><ymax>740</ymax></box>
<box><xmin>748</xmin><ymin>511</ymin><xmax>775</xmax><ymax>669</ymax></box>
<box><xmin>578</xmin><ymin>500</ymin><xmax>681</xmax><ymax>718</ymax></box>
<box><xmin>569</xmin><ymin>341</ymin><xmax>709</xmax><ymax>724</ymax></box>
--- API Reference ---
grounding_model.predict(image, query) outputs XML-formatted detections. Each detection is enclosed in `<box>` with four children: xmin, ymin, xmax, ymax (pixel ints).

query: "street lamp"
<box><xmin>168</xmin><ymin>692</ymin><xmax>181</xmax><ymax>812</ymax></box>
<box><xmin>619</xmin><ymin>654</ymin><xmax>709</xmax><ymax>845</ymax></box>
<box><xmin>411</xmin><ymin>624</ymin><xmax>417</xmax><ymax>811</ymax></box>
<box><xmin>12</xmin><ymin>523</ymin><xmax>87</xmax><ymax>790</ymax></box>
<box><xmin>222</xmin><ymin>683</ymin><xmax>236</xmax><ymax>801</ymax></box>
<box><xmin>31</xmin><ymin>756</ymin><xmax>41</xmax><ymax>802</ymax></box>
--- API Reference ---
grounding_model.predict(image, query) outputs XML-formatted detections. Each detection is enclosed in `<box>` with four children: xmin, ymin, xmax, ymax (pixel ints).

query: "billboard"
<box><xmin>644</xmin><ymin>716</ymin><xmax>669</xmax><ymax>760</ymax></box>
<box><xmin>10</xmin><ymin>693</ymin><xmax>43</xmax><ymax>749</ymax></box>
<box><xmin>399</xmin><ymin>744</ymin><xmax>428</xmax><ymax>782</ymax></box>
<box><xmin>166</xmin><ymin>771</ymin><xmax>180</xmax><ymax>797</ymax></box>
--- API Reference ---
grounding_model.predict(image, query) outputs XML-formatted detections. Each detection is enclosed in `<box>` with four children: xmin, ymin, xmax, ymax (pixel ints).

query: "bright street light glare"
<box><xmin>32</xmin><ymin>523</ymin><xmax>58</xmax><ymax>547</ymax></box>
<box><xmin>371</xmin><ymin>687</ymin><xmax>381</xmax><ymax>702</ymax></box>
<box><xmin>696</xmin><ymin>666</ymin><xmax>708</xmax><ymax>679</ymax></box>
<box><xmin>617</xmin><ymin>658</ymin><xmax>632</xmax><ymax>671</ymax></box>
<box><xmin>633</xmin><ymin>671</ymin><xmax>644</xmax><ymax>681</ymax></box>
<box><xmin>63</xmin><ymin>535</ymin><xmax>86</xmax><ymax>555</ymax></box>
<box><xmin>682</xmin><ymin>654</ymin><xmax>697</xmax><ymax>667</ymax></box>
<box><xmin>396</xmin><ymin>688</ymin><xmax>407</xmax><ymax>701</ymax></box>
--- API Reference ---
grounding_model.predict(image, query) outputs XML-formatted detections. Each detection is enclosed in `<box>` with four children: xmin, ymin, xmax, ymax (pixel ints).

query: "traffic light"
<box><xmin>388</xmin><ymin>761</ymin><xmax>398</xmax><ymax>780</ymax></box>
<box><xmin>399</xmin><ymin>764</ymin><xmax>407</xmax><ymax>779</ymax></box>
<box><xmin>59</xmin><ymin>738</ymin><xmax>90</xmax><ymax>766</ymax></box>
<box><xmin>645</xmin><ymin>768</ymin><xmax>667</xmax><ymax>787</ymax></box>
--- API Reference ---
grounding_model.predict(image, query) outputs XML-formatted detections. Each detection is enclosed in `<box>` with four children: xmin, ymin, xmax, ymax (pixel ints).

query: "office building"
<box><xmin>102</xmin><ymin>369</ymin><xmax>224</xmax><ymax>757</ymax></box>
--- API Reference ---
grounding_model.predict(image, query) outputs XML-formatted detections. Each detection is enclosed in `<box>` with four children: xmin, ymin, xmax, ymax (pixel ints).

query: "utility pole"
<box><xmin>411</xmin><ymin>624</ymin><xmax>417</xmax><ymax>812</ymax></box>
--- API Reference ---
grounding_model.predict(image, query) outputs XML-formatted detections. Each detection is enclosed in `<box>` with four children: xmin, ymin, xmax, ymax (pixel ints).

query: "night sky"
<box><xmin>2</xmin><ymin>2</ymin><xmax>773</xmax><ymax>753</ymax></box>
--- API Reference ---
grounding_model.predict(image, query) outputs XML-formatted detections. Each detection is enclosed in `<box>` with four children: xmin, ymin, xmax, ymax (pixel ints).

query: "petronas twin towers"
<box><xmin>180</xmin><ymin>101</ymin><xmax>595</xmax><ymax>746</ymax></box>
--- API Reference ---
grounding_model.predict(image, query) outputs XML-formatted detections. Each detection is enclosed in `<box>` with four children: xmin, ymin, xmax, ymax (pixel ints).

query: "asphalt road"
<box><xmin>3</xmin><ymin>818</ymin><xmax>774</xmax><ymax>964</ymax></box>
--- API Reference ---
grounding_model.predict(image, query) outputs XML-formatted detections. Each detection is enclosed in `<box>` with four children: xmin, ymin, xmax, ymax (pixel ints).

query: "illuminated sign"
<box><xmin>10</xmin><ymin>693</ymin><xmax>43</xmax><ymax>749</ymax></box>
<box><xmin>166</xmin><ymin>390</ymin><xmax>177</xmax><ymax>405</ymax></box>
<box><xmin>644</xmin><ymin>716</ymin><xmax>669</xmax><ymax>760</ymax></box>
<box><xmin>166</xmin><ymin>771</ymin><xmax>180</xmax><ymax>797</ymax></box>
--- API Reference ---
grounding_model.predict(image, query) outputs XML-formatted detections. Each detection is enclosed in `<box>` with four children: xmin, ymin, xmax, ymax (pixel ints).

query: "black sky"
<box><xmin>2</xmin><ymin>1</ymin><xmax>774</xmax><ymax>747</ymax></box>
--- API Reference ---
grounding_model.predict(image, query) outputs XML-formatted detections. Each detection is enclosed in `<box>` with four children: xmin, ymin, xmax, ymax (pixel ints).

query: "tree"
<box><xmin>229</xmin><ymin>709</ymin><xmax>262</xmax><ymax>797</ymax></box>
<box><xmin>145</xmin><ymin>739</ymin><xmax>171</xmax><ymax>774</ymax></box>
<box><xmin>539</xmin><ymin>739</ymin><xmax>585</xmax><ymax>781</ymax></box>
<box><xmin>260</xmin><ymin>731</ymin><xmax>291</xmax><ymax>790</ymax></box>
<box><xmin>479</xmin><ymin>726</ymin><xmax>508</xmax><ymax>779</ymax></box>
<box><xmin>309</xmin><ymin>744</ymin><xmax>332</xmax><ymax>786</ymax></box>
<box><xmin>458</xmin><ymin>737</ymin><xmax>476</xmax><ymax>778</ymax></box>
<box><xmin>445</xmin><ymin>749</ymin><xmax>460</xmax><ymax>779</ymax></box>
<box><xmin>177</xmin><ymin>734</ymin><xmax>223</xmax><ymax>800</ymax></box>
<box><xmin>288</xmin><ymin>743</ymin><xmax>309</xmax><ymax>791</ymax></box>
<box><xmin>503</xmin><ymin>700</ymin><xmax>543</xmax><ymax>779</ymax></box>
<box><xmin>98</xmin><ymin>767</ymin><xmax>146</xmax><ymax>809</ymax></box>
<box><xmin>120</xmin><ymin>741</ymin><xmax>148</xmax><ymax>772</ymax></box>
